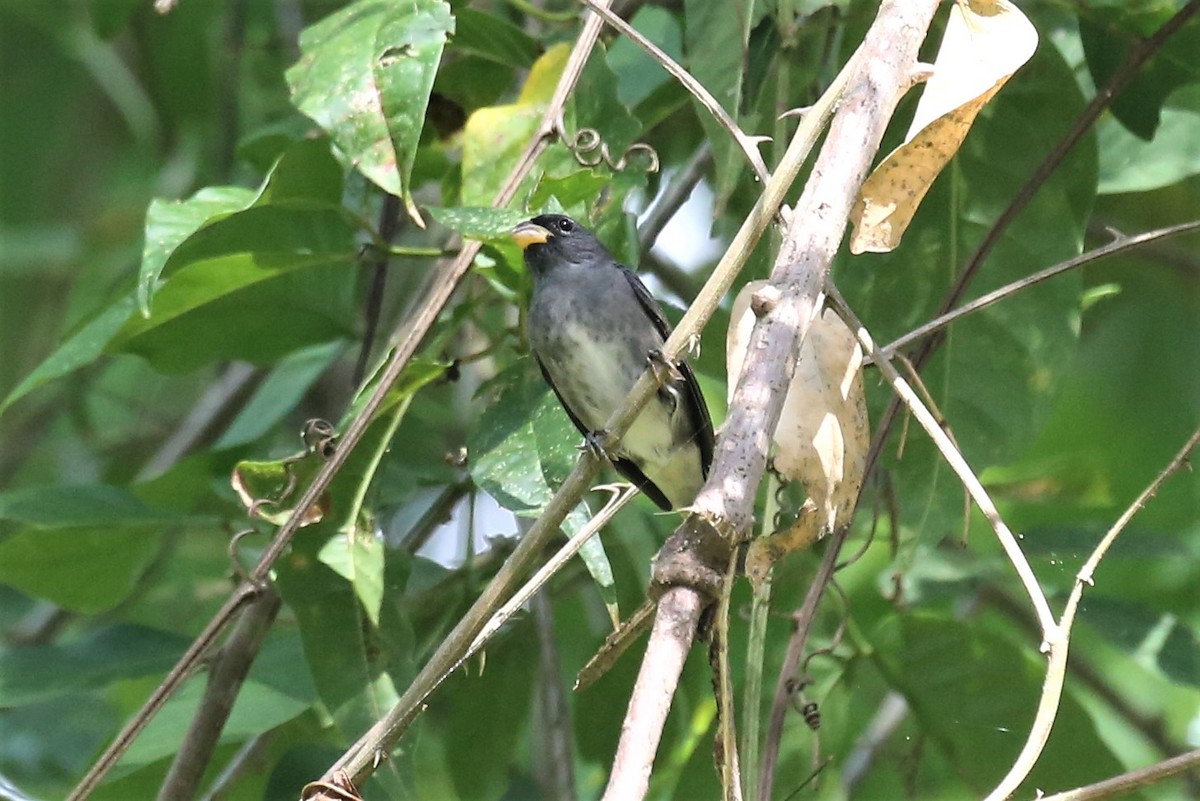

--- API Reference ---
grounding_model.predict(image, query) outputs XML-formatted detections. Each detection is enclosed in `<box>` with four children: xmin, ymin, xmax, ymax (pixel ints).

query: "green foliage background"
<box><xmin>0</xmin><ymin>1</ymin><xmax>1197</xmax><ymax>799</ymax></box>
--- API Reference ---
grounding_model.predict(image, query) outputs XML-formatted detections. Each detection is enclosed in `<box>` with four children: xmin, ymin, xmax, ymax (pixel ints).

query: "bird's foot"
<box><xmin>580</xmin><ymin>429</ymin><xmax>617</xmax><ymax>462</ymax></box>
<box><xmin>646</xmin><ymin>348</ymin><xmax>685</xmax><ymax>383</ymax></box>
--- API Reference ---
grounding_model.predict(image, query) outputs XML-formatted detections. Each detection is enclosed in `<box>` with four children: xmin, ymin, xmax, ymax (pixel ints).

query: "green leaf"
<box><xmin>452</xmin><ymin>8</ymin><xmax>539</xmax><ymax>68</ymax></box>
<box><xmin>286</xmin><ymin>0</ymin><xmax>455</xmax><ymax>222</ymax></box>
<box><xmin>0</xmin><ymin>294</ymin><xmax>137</xmax><ymax>414</ymax></box>
<box><xmin>528</xmin><ymin>169</ymin><xmax>611</xmax><ymax>212</ymax></box>
<box><xmin>874</xmin><ymin>614</ymin><xmax>1125</xmax><ymax>795</ymax></box>
<box><xmin>0</xmin><ymin>528</ymin><xmax>165</xmax><ymax>614</ymax></box>
<box><xmin>0</xmin><ymin>483</ymin><xmax>193</xmax><ymax>528</ymax></box>
<box><xmin>214</xmin><ymin>341</ymin><xmax>346</xmax><ymax>450</ymax></box>
<box><xmin>426</xmin><ymin>205</ymin><xmax>526</xmax><ymax>240</ymax></box>
<box><xmin>138</xmin><ymin>186</ymin><xmax>256</xmax><ymax>315</ymax></box>
<box><xmin>1080</xmin><ymin>6</ymin><xmax>1200</xmax><ymax>140</ymax></box>
<box><xmin>319</xmin><ymin>528</ymin><xmax>385</xmax><ymax>627</ymax></box>
<box><xmin>1098</xmin><ymin>83</ymin><xmax>1200</xmax><ymax>193</ymax></box>
<box><xmin>469</xmin><ymin>360</ymin><xmax>580</xmax><ymax>514</ymax></box>
<box><xmin>607</xmin><ymin>6</ymin><xmax>681</xmax><ymax>108</ymax></box>
<box><xmin>0</xmin><ymin>624</ymin><xmax>188</xmax><ymax>706</ymax></box>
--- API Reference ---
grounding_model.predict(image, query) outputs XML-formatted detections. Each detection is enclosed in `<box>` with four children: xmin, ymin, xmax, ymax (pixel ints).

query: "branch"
<box><xmin>884</xmin><ymin>219</ymin><xmax>1200</xmax><ymax>355</ymax></box>
<box><xmin>156</xmin><ymin>589</ymin><xmax>282</xmax><ymax>801</ymax></box>
<box><xmin>758</xmin><ymin>525</ymin><xmax>851</xmax><ymax>801</ymax></box>
<box><xmin>981</xmin><ymin>423</ymin><xmax>1200</xmax><ymax>801</ymax></box>
<box><xmin>602</xmin><ymin>3</ymin><xmax>941</xmax><ymax>799</ymax></box>
<box><xmin>1038</xmin><ymin>747</ymin><xmax>1200</xmax><ymax>801</ymax></box>
<box><xmin>602</xmin><ymin>586</ymin><xmax>708</xmax><ymax>800</ymax></box>
<box><xmin>638</xmin><ymin>142</ymin><xmax>713</xmax><ymax>254</ymax></box>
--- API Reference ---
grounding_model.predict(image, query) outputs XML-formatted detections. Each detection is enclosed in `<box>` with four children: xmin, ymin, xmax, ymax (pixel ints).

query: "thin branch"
<box><xmin>580</xmin><ymin>0</ymin><xmax>772</xmax><ymax>186</ymax></box>
<box><xmin>840</xmin><ymin>692</ymin><xmax>910</xmax><ymax>793</ymax></box>
<box><xmin>982</xmin><ymin>423</ymin><xmax>1200</xmax><ymax>801</ymax></box>
<box><xmin>826</xmin><ymin>284</ymin><xmax>1057</xmax><ymax>638</ymax></box>
<box><xmin>758</xmin><ymin>525</ymin><xmax>851</xmax><ymax>801</ymax></box>
<box><xmin>156</xmin><ymin>590</ymin><xmax>283</xmax><ymax>801</ymax></box>
<box><xmin>1038</xmin><ymin>748</ymin><xmax>1200</xmax><ymax>801</ymax></box>
<box><xmin>199</xmin><ymin>733</ymin><xmax>272</xmax><ymax>801</ymax></box>
<box><xmin>639</xmin><ymin>143</ymin><xmax>713</xmax><ymax>253</ymax></box>
<box><xmin>532</xmin><ymin>588</ymin><xmax>577</xmax><ymax>801</ymax></box>
<box><xmin>884</xmin><ymin>219</ymin><xmax>1200</xmax><ymax>355</ymax></box>
<box><xmin>353</xmin><ymin>193</ymin><xmax>403</xmax><ymax>387</ymax></box>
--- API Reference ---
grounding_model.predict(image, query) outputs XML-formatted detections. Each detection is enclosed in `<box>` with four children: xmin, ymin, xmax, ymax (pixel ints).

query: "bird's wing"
<box><xmin>535</xmin><ymin>353</ymin><xmax>674</xmax><ymax>510</ymax></box>
<box><xmin>618</xmin><ymin>266</ymin><xmax>716</xmax><ymax>474</ymax></box>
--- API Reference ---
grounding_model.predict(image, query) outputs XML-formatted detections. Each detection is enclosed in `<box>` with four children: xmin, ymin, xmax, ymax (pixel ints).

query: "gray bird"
<box><xmin>512</xmin><ymin>213</ymin><xmax>714</xmax><ymax>510</ymax></box>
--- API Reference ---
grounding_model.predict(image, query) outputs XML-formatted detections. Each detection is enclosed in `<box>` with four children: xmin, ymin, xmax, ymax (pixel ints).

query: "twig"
<box><xmin>580</xmin><ymin>0</ymin><xmax>772</xmax><ymax>186</ymax></box>
<box><xmin>826</xmin><ymin>284</ymin><xmax>1057</xmax><ymax>638</ymax></box>
<box><xmin>713</xmin><ymin>554</ymin><xmax>745</xmax><ymax>801</ymax></box>
<box><xmin>199</xmin><ymin>733</ymin><xmax>272</xmax><ymax>801</ymax></box>
<box><xmin>758</xmin><ymin>525</ymin><xmax>850</xmax><ymax>801</ymax></box>
<box><xmin>136</xmin><ymin>363</ymin><xmax>258</xmax><ymax>481</ymax></box>
<box><xmin>638</xmin><ymin>143</ymin><xmax>713</xmax><ymax>253</ymax></box>
<box><xmin>532</xmin><ymin>588</ymin><xmax>577</xmax><ymax>801</ymax></box>
<box><xmin>884</xmin><ymin>219</ymin><xmax>1200</xmax><ymax>355</ymax></box>
<box><xmin>156</xmin><ymin>589</ymin><xmax>283</xmax><ymax>801</ymax></box>
<box><xmin>1038</xmin><ymin>747</ymin><xmax>1200</xmax><ymax>801</ymax></box>
<box><xmin>353</xmin><ymin>193</ymin><xmax>403</xmax><ymax>387</ymax></box>
<box><xmin>605</xmin><ymin>4</ymin><xmax>939</xmax><ymax>799</ymax></box>
<box><xmin>982</xmin><ymin>423</ymin><xmax>1200</xmax><ymax>801</ymax></box>
<box><xmin>840</xmin><ymin>691</ymin><xmax>909</xmax><ymax>792</ymax></box>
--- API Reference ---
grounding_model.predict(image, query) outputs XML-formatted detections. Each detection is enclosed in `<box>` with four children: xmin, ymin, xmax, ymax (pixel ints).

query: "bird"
<box><xmin>511</xmin><ymin>213</ymin><xmax>714</xmax><ymax>510</ymax></box>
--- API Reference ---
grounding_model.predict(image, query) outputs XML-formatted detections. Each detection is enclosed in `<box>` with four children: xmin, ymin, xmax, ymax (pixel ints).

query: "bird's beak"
<box><xmin>511</xmin><ymin>222</ymin><xmax>552</xmax><ymax>250</ymax></box>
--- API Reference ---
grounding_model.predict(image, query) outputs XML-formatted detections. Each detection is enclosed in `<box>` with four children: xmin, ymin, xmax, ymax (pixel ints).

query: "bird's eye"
<box><xmin>558</xmin><ymin>218</ymin><xmax>575</xmax><ymax>233</ymax></box>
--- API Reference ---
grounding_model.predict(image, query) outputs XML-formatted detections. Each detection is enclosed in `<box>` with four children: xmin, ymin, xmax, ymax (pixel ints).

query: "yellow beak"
<box><xmin>511</xmin><ymin>222</ymin><xmax>552</xmax><ymax>250</ymax></box>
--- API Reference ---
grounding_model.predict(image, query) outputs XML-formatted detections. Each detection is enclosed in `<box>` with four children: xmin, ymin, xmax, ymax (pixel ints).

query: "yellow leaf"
<box><xmin>850</xmin><ymin>0</ymin><xmax>1038</xmax><ymax>254</ymax></box>
<box><xmin>461</xmin><ymin>44</ymin><xmax>569</xmax><ymax>206</ymax></box>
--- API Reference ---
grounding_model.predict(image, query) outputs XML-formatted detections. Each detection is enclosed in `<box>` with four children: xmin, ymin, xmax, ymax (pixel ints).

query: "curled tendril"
<box><xmin>301</xmin><ymin>418</ymin><xmax>338</xmax><ymax>459</ymax></box>
<box><xmin>227</xmin><ymin>528</ymin><xmax>259</xmax><ymax>584</ymax></box>
<box><xmin>558</xmin><ymin>123</ymin><xmax>660</xmax><ymax>174</ymax></box>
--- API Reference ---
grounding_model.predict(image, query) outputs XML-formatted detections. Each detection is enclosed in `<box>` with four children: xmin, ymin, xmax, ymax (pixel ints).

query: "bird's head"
<box><xmin>511</xmin><ymin>214</ymin><xmax>608</xmax><ymax>275</ymax></box>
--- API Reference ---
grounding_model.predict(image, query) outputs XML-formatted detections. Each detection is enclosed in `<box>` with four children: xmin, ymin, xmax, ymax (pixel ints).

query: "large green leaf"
<box><xmin>1080</xmin><ymin>4</ymin><xmax>1200</xmax><ymax>140</ymax></box>
<box><xmin>0</xmin><ymin>624</ymin><xmax>188</xmax><ymax>706</ymax></box>
<box><xmin>1097</xmin><ymin>83</ymin><xmax>1200</xmax><ymax>193</ymax></box>
<box><xmin>873</xmin><ymin>614</ymin><xmax>1125</xmax><ymax>795</ymax></box>
<box><xmin>286</xmin><ymin>0</ymin><xmax>454</xmax><ymax>222</ymax></box>
<box><xmin>468</xmin><ymin>360</ymin><xmax>579</xmax><ymax>514</ymax></box>
<box><xmin>138</xmin><ymin>186</ymin><xmax>256</xmax><ymax>315</ymax></box>
<box><xmin>0</xmin><ymin>527</ymin><xmax>165</xmax><ymax>614</ymax></box>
